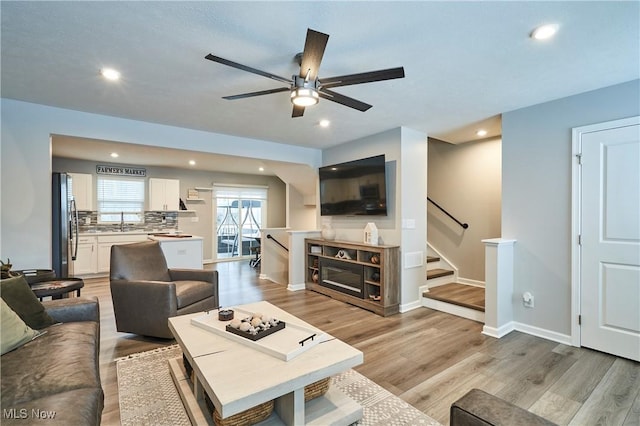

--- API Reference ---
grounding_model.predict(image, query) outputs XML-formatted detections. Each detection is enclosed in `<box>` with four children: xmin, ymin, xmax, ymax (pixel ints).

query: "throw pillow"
<box><xmin>0</xmin><ymin>275</ymin><xmax>57</xmax><ymax>329</ymax></box>
<box><xmin>1</xmin><ymin>298</ymin><xmax>40</xmax><ymax>355</ymax></box>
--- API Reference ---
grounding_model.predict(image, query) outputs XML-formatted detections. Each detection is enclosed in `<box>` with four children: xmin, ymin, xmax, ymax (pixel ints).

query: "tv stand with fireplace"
<box><xmin>305</xmin><ymin>238</ymin><xmax>400</xmax><ymax>316</ymax></box>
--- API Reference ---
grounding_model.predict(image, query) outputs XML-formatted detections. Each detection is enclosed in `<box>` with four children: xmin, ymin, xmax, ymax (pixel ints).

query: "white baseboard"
<box><xmin>482</xmin><ymin>322</ymin><xmax>515</xmax><ymax>338</ymax></box>
<box><xmin>400</xmin><ymin>299</ymin><xmax>423</xmax><ymax>313</ymax></box>
<box><xmin>458</xmin><ymin>277</ymin><xmax>485</xmax><ymax>287</ymax></box>
<box><xmin>422</xmin><ymin>297</ymin><xmax>485</xmax><ymax>323</ymax></box>
<box><xmin>513</xmin><ymin>322</ymin><xmax>573</xmax><ymax>346</ymax></box>
<box><xmin>287</xmin><ymin>282</ymin><xmax>305</xmax><ymax>292</ymax></box>
<box><xmin>481</xmin><ymin>321</ymin><xmax>572</xmax><ymax>345</ymax></box>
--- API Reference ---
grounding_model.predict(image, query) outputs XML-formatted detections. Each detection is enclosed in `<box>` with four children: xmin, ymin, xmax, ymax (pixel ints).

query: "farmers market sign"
<box><xmin>96</xmin><ymin>165</ymin><xmax>146</xmax><ymax>177</ymax></box>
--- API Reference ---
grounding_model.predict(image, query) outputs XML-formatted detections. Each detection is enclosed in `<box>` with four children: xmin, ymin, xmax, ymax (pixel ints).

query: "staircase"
<box><xmin>422</xmin><ymin>252</ymin><xmax>485</xmax><ymax>323</ymax></box>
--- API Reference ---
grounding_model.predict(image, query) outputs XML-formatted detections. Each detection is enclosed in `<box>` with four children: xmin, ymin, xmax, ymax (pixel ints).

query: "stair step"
<box><xmin>423</xmin><ymin>282</ymin><xmax>485</xmax><ymax>312</ymax></box>
<box><xmin>427</xmin><ymin>268</ymin><xmax>454</xmax><ymax>280</ymax></box>
<box><xmin>426</xmin><ymin>256</ymin><xmax>440</xmax><ymax>263</ymax></box>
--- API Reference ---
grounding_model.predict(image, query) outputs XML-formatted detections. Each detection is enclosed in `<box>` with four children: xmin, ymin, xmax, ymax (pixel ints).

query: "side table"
<box><xmin>29</xmin><ymin>278</ymin><xmax>84</xmax><ymax>300</ymax></box>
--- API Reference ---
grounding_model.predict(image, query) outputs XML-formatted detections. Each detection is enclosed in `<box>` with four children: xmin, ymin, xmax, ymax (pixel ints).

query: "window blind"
<box><xmin>213</xmin><ymin>185</ymin><xmax>268</xmax><ymax>200</ymax></box>
<box><xmin>97</xmin><ymin>176</ymin><xmax>145</xmax><ymax>223</ymax></box>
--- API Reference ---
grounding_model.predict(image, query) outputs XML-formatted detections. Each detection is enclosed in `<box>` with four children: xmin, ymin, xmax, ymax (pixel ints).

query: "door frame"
<box><xmin>571</xmin><ymin>115</ymin><xmax>640</xmax><ymax>347</ymax></box>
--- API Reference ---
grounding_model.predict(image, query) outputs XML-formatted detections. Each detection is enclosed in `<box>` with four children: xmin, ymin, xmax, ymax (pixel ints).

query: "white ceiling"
<box><xmin>2</xmin><ymin>1</ymin><xmax>639</xmax><ymax>171</ymax></box>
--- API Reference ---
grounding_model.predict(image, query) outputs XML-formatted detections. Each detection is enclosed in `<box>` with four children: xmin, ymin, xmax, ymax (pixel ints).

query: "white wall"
<box><xmin>321</xmin><ymin>127</ymin><xmax>428</xmax><ymax>309</ymax></box>
<box><xmin>502</xmin><ymin>79</ymin><xmax>640</xmax><ymax>337</ymax></box>
<box><xmin>286</xmin><ymin>183</ymin><xmax>317</xmax><ymax>230</ymax></box>
<box><xmin>0</xmin><ymin>99</ymin><xmax>320</xmax><ymax>270</ymax></box>
<box><xmin>427</xmin><ymin>137</ymin><xmax>501</xmax><ymax>282</ymax></box>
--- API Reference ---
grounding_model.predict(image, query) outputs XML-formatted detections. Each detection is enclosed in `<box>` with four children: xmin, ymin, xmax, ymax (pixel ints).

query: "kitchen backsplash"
<box><xmin>78</xmin><ymin>211</ymin><xmax>178</xmax><ymax>233</ymax></box>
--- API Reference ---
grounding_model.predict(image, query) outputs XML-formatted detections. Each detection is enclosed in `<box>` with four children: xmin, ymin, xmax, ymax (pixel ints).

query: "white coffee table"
<box><xmin>168</xmin><ymin>301</ymin><xmax>364</xmax><ymax>425</ymax></box>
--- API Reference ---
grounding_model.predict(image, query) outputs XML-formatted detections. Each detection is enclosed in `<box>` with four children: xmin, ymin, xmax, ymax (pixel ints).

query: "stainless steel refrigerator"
<box><xmin>52</xmin><ymin>172</ymin><xmax>78</xmax><ymax>277</ymax></box>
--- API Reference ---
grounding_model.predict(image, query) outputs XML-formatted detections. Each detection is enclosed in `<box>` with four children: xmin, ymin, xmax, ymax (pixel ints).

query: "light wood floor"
<box><xmin>83</xmin><ymin>261</ymin><xmax>640</xmax><ymax>426</ymax></box>
<box><xmin>424</xmin><ymin>282</ymin><xmax>485</xmax><ymax>311</ymax></box>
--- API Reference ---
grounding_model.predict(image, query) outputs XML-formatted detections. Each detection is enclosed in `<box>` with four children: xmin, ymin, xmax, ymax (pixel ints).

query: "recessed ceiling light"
<box><xmin>110</xmin><ymin>152</ymin><xmax>119</xmax><ymax>158</ymax></box>
<box><xmin>530</xmin><ymin>24</ymin><xmax>558</xmax><ymax>41</ymax></box>
<box><xmin>319</xmin><ymin>119</ymin><xmax>330</xmax><ymax>128</ymax></box>
<box><xmin>189</xmin><ymin>160</ymin><xmax>196</xmax><ymax>166</ymax></box>
<box><xmin>100</xmin><ymin>68</ymin><xmax>121</xmax><ymax>81</ymax></box>
<box><xmin>258</xmin><ymin>167</ymin><xmax>265</xmax><ymax>172</ymax></box>
<box><xmin>476</xmin><ymin>129</ymin><xmax>488</xmax><ymax>137</ymax></box>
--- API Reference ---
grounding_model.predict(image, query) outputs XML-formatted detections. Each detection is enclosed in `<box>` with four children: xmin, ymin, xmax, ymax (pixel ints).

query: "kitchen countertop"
<box><xmin>148</xmin><ymin>234</ymin><xmax>203</xmax><ymax>241</ymax></box>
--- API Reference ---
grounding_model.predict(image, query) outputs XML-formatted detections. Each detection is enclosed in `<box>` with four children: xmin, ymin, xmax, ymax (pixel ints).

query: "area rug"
<box><xmin>117</xmin><ymin>345</ymin><xmax>441</xmax><ymax>426</ymax></box>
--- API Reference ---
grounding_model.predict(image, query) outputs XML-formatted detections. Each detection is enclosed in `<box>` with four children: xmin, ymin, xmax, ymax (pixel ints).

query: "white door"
<box><xmin>579</xmin><ymin>118</ymin><xmax>640</xmax><ymax>361</ymax></box>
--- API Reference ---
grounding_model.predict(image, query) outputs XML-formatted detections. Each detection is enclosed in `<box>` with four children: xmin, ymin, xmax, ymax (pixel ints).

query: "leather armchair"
<box><xmin>110</xmin><ymin>240</ymin><xmax>219</xmax><ymax>339</ymax></box>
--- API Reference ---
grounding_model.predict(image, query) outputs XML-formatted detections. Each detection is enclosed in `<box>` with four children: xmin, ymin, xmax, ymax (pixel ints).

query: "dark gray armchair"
<box><xmin>110</xmin><ymin>240</ymin><xmax>218</xmax><ymax>339</ymax></box>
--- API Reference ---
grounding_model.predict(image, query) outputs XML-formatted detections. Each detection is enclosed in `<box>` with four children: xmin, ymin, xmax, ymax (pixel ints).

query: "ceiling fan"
<box><xmin>205</xmin><ymin>28</ymin><xmax>405</xmax><ymax>118</ymax></box>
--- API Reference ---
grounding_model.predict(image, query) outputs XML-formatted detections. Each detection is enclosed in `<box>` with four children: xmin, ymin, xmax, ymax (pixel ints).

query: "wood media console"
<box><xmin>305</xmin><ymin>238</ymin><xmax>400</xmax><ymax>316</ymax></box>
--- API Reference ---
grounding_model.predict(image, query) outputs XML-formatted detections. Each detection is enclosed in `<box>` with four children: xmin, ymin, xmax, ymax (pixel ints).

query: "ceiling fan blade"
<box><xmin>299</xmin><ymin>29</ymin><xmax>329</xmax><ymax>80</ymax></box>
<box><xmin>292</xmin><ymin>105</ymin><xmax>305</xmax><ymax>118</ymax></box>
<box><xmin>205</xmin><ymin>54</ymin><xmax>291</xmax><ymax>85</ymax></box>
<box><xmin>223</xmin><ymin>87</ymin><xmax>289</xmax><ymax>100</ymax></box>
<box><xmin>320</xmin><ymin>67</ymin><xmax>405</xmax><ymax>89</ymax></box>
<box><xmin>319</xmin><ymin>88</ymin><xmax>372</xmax><ymax>112</ymax></box>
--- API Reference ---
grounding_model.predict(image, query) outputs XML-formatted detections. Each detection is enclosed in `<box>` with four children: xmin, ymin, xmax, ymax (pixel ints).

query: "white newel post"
<box><xmin>482</xmin><ymin>238</ymin><xmax>517</xmax><ymax>338</ymax></box>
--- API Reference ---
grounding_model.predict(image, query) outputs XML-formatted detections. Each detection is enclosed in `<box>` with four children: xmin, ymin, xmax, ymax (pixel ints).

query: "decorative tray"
<box><xmin>226</xmin><ymin>320</ymin><xmax>285</xmax><ymax>341</ymax></box>
<box><xmin>191</xmin><ymin>307</ymin><xmax>326</xmax><ymax>361</ymax></box>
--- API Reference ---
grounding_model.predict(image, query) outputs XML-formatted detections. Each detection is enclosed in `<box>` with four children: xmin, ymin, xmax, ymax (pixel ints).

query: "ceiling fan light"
<box><xmin>291</xmin><ymin>88</ymin><xmax>319</xmax><ymax>107</ymax></box>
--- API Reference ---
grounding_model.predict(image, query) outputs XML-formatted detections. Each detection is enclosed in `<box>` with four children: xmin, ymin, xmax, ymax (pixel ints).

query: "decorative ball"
<box><xmin>370</xmin><ymin>255</ymin><xmax>380</xmax><ymax>264</ymax></box>
<box><xmin>230</xmin><ymin>319</ymin><xmax>242</xmax><ymax>329</ymax></box>
<box><xmin>251</xmin><ymin>317</ymin><xmax>263</xmax><ymax>327</ymax></box>
<box><xmin>239</xmin><ymin>322</ymin><xmax>251</xmax><ymax>332</ymax></box>
<box><xmin>371</xmin><ymin>272</ymin><xmax>380</xmax><ymax>282</ymax></box>
<box><xmin>252</xmin><ymin>312</ymin><xmax>263</xmax><ymax>319</ymax></box>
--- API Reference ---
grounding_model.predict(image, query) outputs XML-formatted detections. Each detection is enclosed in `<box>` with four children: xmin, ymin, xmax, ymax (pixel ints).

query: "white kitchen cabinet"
<box><xmin>148</xmin><ymin>235</ymin><xmax>203</xmax><ymax>269</ymax></box>
<box><xmin>69</xmin><ymin>173</ymin><xmax>93</xmax><ymax>211</ymax></box>
<box><xmin>149</xmin><ymin>178</ymin><xmax>180</xmax><ymax>211</ymax></box>
<box><xmin>97</xmin><ymin>234</ymin><xmax>148</xmax><ymax>273</ymax></box>
<box><xmin>73</xmin><ymin>235</ymin><xmax>98</xmax><ymax>275</ymax></box>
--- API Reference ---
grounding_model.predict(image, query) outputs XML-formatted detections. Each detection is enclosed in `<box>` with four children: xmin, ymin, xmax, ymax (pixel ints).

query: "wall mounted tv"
<box><xmin>319</xmin><ymin>154</ymin><xmax>387</xmax><ymax>216</ymax></box>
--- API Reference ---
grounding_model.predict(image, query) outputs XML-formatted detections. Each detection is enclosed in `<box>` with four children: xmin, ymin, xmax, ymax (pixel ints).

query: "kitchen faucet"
<box><xmin>120</xmin><ymin>211</ymin><xmax>124</xmax><ymax>232</ymax></box>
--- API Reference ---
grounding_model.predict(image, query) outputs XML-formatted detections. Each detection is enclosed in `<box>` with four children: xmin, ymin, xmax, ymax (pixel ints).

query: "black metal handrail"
<box><xmin>427</xmin><ymin>197</ymin><xmax>469</xmax><ymax>229</ymax></box>
<box><xmin>266</xmin><ymin>234</ymin><xmax>289</xmax><ymax>252</ymax></box>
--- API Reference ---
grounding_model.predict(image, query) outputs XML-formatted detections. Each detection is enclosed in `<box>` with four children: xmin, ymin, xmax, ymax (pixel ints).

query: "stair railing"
<box><xmin>266</xmin><ymin>234</ymin><xmax>289</xmax><ymax>252</ymax></box>
<box><xmin>427</xmin><ymin>197</ymin><xmax>469</xmax><ymax>229</ymax></box>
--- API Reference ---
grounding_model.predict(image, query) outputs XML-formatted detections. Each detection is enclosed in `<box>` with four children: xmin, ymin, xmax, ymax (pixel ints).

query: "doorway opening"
<box><xmin>214</xmin><ymin>185</ymin><xmax>267</xmax><ymax>261</ymax></box>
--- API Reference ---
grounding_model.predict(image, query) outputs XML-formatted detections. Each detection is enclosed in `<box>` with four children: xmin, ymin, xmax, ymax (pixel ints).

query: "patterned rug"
<box><xmin>117</xmin><ymin>344</ymin><xmax>441</xmax><ymax>426</ymax></box>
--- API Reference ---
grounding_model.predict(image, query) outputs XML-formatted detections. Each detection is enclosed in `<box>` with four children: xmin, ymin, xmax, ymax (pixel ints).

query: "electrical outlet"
<box><xmin>523</xmin><ymin>292</ymin><xmax>534</xmax><ymax>308</ymax></box>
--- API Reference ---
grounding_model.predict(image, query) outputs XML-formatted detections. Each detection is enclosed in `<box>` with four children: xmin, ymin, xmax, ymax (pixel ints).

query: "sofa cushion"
<box><xmin>0</xmin><ymin>298</ymin><xmax>41</xmax><ymax>355</ymax></box>
<box><xmin>0</xmin><ymin>321</ymin><xmax>100</xmax><ymax>407</ymax></box>
<box><xmin>0</xmin><ymin>275</ymin><xmax>57</xmax><ymax>329</ymax></box>
<box><xmin>175</xmin><ymin>280</ymin><xmax>216</xmax><ymax>309</ymax></box>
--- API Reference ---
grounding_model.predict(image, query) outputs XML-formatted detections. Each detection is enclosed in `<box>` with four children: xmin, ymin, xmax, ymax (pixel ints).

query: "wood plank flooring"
<box><xmin>424</xmin><ymin>282</ymin><xmax>485</xmax><ymax>311</ymax></box>
<box><xmin>81</xmin><ymin>261</ymin><xmax>639</xmax><ymax>426</ymax></box>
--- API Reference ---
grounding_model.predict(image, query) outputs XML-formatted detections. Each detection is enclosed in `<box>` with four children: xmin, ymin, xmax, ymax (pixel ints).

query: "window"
<box><xmin>96</xmin><ymin>176</ymin><xmax>145</xmax><ymax>223</ymax></box>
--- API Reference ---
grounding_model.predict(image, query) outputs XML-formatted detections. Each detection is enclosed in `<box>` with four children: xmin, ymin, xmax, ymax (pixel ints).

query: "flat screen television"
<box><xmin>319</xmin><ymin>154</ymin><xmax>387</xmax><ymax>216</ymax></box>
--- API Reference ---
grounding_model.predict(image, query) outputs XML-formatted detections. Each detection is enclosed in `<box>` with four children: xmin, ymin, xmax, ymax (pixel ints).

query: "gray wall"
<box><xmin>502</xmin><ymin>79</ymin><xmax>640</xmax><ymax>336</ymax></box>
<box><xmin>427</xmin><ymin>137</ymin><xmax>501</xmax><ymax>282</ymax></box>
<box><xmin>52</xmin><ymin>157</ymin><xmax>286</xmax><ymax>261</ymax></box>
